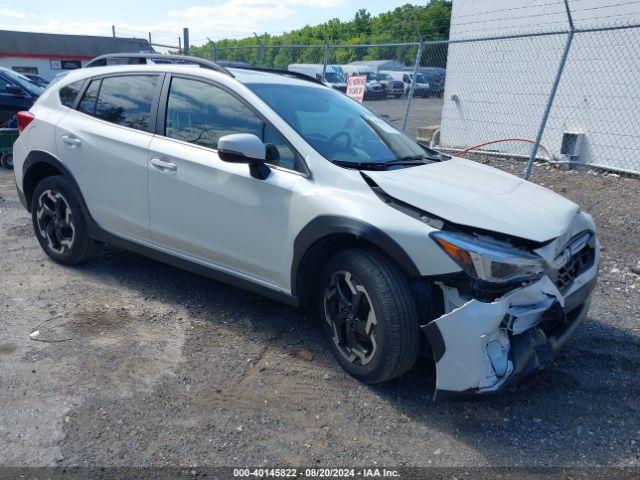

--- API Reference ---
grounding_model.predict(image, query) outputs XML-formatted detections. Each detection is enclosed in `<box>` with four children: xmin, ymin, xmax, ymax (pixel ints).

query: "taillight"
<box><xmin>17</xmin><ymin>111</ymin><xmax>35</xmax><ymax>134</ymax></box>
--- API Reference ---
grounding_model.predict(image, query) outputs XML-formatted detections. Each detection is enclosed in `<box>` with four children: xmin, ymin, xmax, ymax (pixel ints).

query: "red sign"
<box><xmin>346</xmin><ymin>74</ymin><xmax>367</xmax><ymax>103</ymax></box>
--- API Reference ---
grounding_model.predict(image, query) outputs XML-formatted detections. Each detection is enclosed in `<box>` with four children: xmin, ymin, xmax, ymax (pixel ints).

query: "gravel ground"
<box><xmin>0</xmin><ymin>159</ymin><xmax>639</xmax><ymax>468</ymax></box>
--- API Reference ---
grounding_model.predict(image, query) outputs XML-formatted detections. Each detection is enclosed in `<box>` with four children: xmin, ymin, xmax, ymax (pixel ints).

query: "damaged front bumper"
<box><xmin>422</xmin><ymin>219</ymin><xmax>599</xmax><ymax>401</ymax></box>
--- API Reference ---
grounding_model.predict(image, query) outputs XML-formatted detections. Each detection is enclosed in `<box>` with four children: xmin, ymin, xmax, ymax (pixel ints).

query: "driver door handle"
<box><xmin>150</xmin><ymin>158</ymin><xmax>177</xmax><ymax>172</ymax></box>
<box><xmin>61</xmin><ymin>135</ymin><xmax>82</xmax><ymax>147</ymax></box>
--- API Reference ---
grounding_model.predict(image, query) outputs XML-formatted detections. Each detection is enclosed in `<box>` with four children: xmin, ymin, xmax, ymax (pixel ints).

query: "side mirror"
<box><xmin>218</xmin><ymin>133</ymin><xmax>270</xmax><ymax>180</ymax></box>
<box><xmin>5</xmin><ymin>84</ymin><xmax>25</xmax><ymax>96</ymax></box>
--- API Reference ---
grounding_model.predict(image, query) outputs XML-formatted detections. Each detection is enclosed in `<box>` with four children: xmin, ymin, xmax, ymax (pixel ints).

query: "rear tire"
<box><xmin>31</xmin><ymin>175</ymin><xmax>97</xmax><ymax>265</ymax></box>
<box><xmin>0</xmin><ymin>153</ymin><xmax>12</xmax><ymax>169</ymax></box>
<box><xmin>319</xmin><ymin>248</ymin><xmax>420</xmax><ymax>383</ymax></box>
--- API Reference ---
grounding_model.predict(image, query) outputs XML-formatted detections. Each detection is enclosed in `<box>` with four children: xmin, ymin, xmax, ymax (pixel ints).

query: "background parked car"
<box><xmin>288</xmin><ymin>64</ymin><xmax>348</xmax><ymax>92</ymax></box>
<box><xmin>217</xmin><ymin>61</ymin><xmax>252</xmax><ymax>68</ymax></box>
<box><xmin>376</xmin><ymin>72</ymin><xmax>404</xmax><ymax>98</ymax></box>
<box><xmin>49</xmin><ymin>71</ymin><xmax>70</xmax><ymax>85</ymax></box>
<box><xmin>0</xmin><ymin>66</ymin><xmax>44</xmax><ymax>125</ymax></box>
<box><xmin>416</xmin><ymin>67</ymin><xmax>446</xmax><ymax>97</ymax></box>
<box><xmin>341</xmin><ymin>66</ymin><xmax>385</xmax><ymax>100</ymax></box>
<box><xmin>406</xmin><ymin>72</ymin><xmax>431</xmax><ymax>97</ymax></box>
<box><xmin>23</xmin><ymin>74</ymin><xmax>50</xmax><ymax>88</ymax></box>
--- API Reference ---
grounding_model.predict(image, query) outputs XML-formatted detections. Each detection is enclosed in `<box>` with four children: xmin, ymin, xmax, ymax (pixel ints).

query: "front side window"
<box><xmin>165</xmin><ymin>77</ymin><xmax>298</xmax><ymax>170</ymax></box>
<box><xmin>166</xmin><ymin>77</ymin><xmax>261</xmax><ymax>150</ymax></box>
<box><xmin>94</xmin><ymin>75</ymin><xmax>158</xmax><ymax>131</ymax></box>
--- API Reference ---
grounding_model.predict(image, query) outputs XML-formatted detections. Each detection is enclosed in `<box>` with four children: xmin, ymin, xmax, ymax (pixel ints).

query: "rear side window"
<box><xmin>59</xmin><ymin>80</ymin><xmax>84</xmax><ymax>108</ymax></box>
<box><xmin>77</xmin><ymin>80</ymin><xmax>100</xmax><ymax>115</ymax></box>
<box><xmin>94</xmin><ymin>75</ymin><xmax>158</xmax><ymax>131</ymax></box>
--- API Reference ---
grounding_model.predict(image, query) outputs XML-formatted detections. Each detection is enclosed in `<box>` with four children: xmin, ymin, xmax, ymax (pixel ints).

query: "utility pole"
<box><xmin>178</xmin><ymin>37</ymin><xmax>182</xmax><ymax>54</ymax></box>
<box><xmin>402</xmin><ymin>23</ymin><xmax>424</xmax><ymax>132</ymax></box>
<box><xmin>112</xmin><ymin>25</ymin><xmax>116</xmax><ymax>38</ymax></box>
<box><xmin>524</xmin><ymin>0</ymin><xmax>574</xmax><ymax>179</ymax></box>
<box><xmin>148</xmin><ymin>32</ymin><xmax>152</xmax><ymax>45</ymax></box>
<box><xmin>253</xmin><ymin>32</ymin><xmax>265</xmax><ymax>67</ymax></box>
<box><xmin>321</xmin><ymin>32</ymin><xmax>329</xmax><ymax>82</ymax></box>
<box><xmin>183</xmin><ymin>28</ymin><xmax>190</xmax><ymax>56</ymax></box>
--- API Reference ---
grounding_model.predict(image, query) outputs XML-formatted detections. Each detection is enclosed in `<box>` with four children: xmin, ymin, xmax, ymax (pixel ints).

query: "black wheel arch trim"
<box><xmin>22</xmin><ymin>150</ymin><xmax>90</xmax><ymax>216</ymax></box>
<box><xmin>421</xmin><ymin>321</ymin><xmax>445</xmax><ymax>363</ymax></box>
<box><xmin>291</xmin><ymin>215</ymin><xmax>421</xmax><ymax>301</ymax></box>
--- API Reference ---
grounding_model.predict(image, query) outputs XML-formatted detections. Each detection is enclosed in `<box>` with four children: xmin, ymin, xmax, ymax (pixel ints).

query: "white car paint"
<box><xmin>56</xmin><ymin>107</ymin><xmax>153</xmax><ymax>241</ymax></box>
<box><xmin>366</xmin><ymin>157</ymin><xmax>580</xmax><ymax>243</ymax></box>
<box><xmin>13</xmin><ymin>62</ymin><xmax>599</xmax><ymax>399</ymax></box>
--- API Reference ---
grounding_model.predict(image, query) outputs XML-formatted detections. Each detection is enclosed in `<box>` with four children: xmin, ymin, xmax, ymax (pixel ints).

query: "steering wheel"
<box><xmin>326</xmin><ymin>131</ymin><xmax>352</xmax><ymax>154</ymax></box>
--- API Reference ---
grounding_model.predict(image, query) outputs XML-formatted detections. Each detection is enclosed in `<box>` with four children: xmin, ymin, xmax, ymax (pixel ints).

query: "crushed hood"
<box><xmin>365</xmin><ymin>157</ymin><xmax>579</xmax><ymax>243</ymax></box>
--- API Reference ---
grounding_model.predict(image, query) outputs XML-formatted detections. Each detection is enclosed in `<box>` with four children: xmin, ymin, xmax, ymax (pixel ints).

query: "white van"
<box><xmin>287</xmin><ymin>64</ymin><xmax>347</xmax><ymax>91</ymax></box>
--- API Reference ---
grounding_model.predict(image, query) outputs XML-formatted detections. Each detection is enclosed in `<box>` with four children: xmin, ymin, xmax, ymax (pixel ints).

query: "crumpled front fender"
<box><xmin>423</xmin><ymin>276</ymin><xmax>561</xmax><ymax>396</ymax></box>
<box><xmin>422</xmin><ymin>213</ymin><xmax>599</xmax><ymax>401</ymax></box>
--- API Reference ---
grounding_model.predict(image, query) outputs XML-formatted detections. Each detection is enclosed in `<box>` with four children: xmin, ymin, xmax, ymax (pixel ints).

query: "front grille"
<box><xmin>553</xmin><ymin>236</ymin><xmax>595</xmax><ymax>293</ymax></box>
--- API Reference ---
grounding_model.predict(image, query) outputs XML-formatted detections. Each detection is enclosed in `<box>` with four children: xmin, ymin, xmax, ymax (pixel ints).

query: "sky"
<box><xmin>0</xmin><ymin>0</ymin><xmax>411</xmax><ymax>48</ymax></box>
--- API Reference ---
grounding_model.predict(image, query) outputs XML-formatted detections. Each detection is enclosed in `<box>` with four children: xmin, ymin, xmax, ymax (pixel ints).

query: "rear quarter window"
<box><xmin>59</xmin><ymin>80</ymin><xmax>84</xmax><ymax>108</ymax></box>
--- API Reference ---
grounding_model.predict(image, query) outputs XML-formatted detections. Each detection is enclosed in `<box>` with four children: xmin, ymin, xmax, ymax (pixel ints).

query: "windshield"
<box><xmin>415</xmin><ymin>73</ymin><xmax>428</xmax><ymax>84</ymax></box>
<box><xmin>324</xmin><ymin>72</ymin><xmax>344</xmax><ymax>83</ymax></box>
<box><xmin>364</xmin><ymin>72</ymin><xmax>377</xmax><ymax>82</ymax></box>
<box><xmin>377</xmin><ymin>73</ymin><xmax>392</xmax><ymax>81</ymax></box>
<box><xmin>247</xmin><ymin>83</ymin><xmax>428</xmax><ymax>165</ymax></box>
<box><xmin>0</xmin><ymin>67</ymin><xmax>45</xmax><ymax>96</ymax></box>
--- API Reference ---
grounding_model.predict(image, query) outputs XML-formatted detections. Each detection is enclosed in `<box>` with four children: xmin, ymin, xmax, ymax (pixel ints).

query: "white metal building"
<box><xmin>0</xmin><ymin>30</ymin><xmax>153</xmax><ymax>82</ymax></box>
<box><xmin>439</xmin><ymin>0</ymin><xmax>640</xmax><ymax>173</ymax></box>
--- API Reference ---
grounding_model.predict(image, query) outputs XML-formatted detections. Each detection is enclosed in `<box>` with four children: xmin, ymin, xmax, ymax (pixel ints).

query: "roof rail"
<box><xmin>229</xmin><ymin>65</ymin><xmax>327</xmax><ymax>86</ymax></box>
<box><xmin>84</xmin><ymin>53</ymin><xmax>233</xmax><ymax>77</ymax></box>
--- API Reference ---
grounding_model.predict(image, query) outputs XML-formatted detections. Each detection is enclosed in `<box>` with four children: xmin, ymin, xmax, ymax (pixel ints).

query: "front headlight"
<box><xmin>430</xmin><ymin>230</ymin><xmax>547</xmax><ymax>283</ymax></box>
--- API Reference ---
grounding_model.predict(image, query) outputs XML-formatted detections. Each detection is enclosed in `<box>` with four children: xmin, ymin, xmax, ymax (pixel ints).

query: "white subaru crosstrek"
<box><xmin>13</xmin><ymin>55</ymin><xmax>599</xmax><ymax>400</ymax></box>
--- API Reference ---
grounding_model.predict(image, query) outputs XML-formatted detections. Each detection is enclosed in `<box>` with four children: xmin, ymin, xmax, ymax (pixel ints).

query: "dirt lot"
<box><xmin>1</xmin><ymin>159</ymin><xmax>639</xmax><ymax>468</ymax></box>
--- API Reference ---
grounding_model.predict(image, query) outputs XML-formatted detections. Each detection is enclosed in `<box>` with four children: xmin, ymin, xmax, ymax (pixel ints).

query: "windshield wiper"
<box><xmin>331</xmin><ymin>157</ymin><xmax>433</xmax><ymax>170</ymax></box>
<box><xmin>417</xmin><ymin>142</ymin><xmax>452</xmax><ymax>160</ymax></box>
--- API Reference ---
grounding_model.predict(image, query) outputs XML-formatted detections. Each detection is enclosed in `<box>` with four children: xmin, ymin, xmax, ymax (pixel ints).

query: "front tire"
<box><xmin>319</xmin><ymin>248</ymin><xmax>420</xmax><ymax>383</ymax></box>
<box><xmin>31</xmin><ymin>175</ymin><xmax>97</xmax><ymax>265</ymax></box>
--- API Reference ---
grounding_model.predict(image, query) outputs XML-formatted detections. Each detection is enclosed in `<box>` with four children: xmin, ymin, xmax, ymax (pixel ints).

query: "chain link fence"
<box><xmin>188</xmin><ymin>8</ymin><xmax>640</xmax><ymax>177</ymax></box>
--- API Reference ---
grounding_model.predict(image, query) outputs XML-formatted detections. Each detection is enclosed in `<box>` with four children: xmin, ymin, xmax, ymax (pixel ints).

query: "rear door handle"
<box><xmin>61</xmin><ymin>135</ymin><xmax>82</xmax><ymax>147</ymax></box>
<box><xmin>150</xmin><ymin>158</ymin><xmax>177</xmax><ymax>172</ymax></box>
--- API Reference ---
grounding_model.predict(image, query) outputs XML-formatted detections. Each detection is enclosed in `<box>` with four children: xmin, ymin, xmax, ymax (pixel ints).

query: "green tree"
<box><xmin>188</xmin><ymin>1</ymin><xmax>452</xmax><ymax>69</ymax></box>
